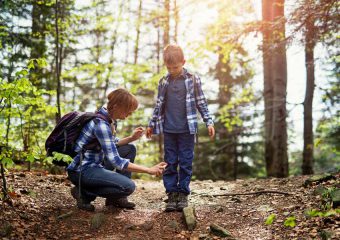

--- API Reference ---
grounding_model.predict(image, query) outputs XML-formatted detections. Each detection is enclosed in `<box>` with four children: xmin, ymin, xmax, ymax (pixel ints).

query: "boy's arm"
<box><xmin>194</xmin><ymin>75</ymin><xmax>214</xmax><ymax>127</ymax></box>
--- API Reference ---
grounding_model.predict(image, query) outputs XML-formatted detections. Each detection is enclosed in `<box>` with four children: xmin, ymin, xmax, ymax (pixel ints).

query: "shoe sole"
<box><xmin>112</xmin><ymin>204</ymin><xmax>135</xmax><ymax>209</ymax></box>
<box><xmin>165</xmin><ymin>206</ymin><xmax>177</xmax><ymax>212</ymax></box>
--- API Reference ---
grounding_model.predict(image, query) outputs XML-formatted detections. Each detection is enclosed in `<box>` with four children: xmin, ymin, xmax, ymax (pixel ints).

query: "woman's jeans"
<box><xmin>67</xmin><ymin>144</ymin><xmax>136</xmax><ymax>203</ymax></box>
<box><xmin>163</xmin><ymin>132</ymin><xmax>195</xmax><ymax>195</ymax></box>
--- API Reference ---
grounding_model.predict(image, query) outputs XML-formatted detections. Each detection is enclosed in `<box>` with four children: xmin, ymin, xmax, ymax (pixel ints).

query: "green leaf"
<box><xmin>305</xmin><ymin>209</ymin><xmax>323</xmax><ymax>217</ymax></box>
<box><xmin>26</xmin><ymin>154</ymin><xmax>35</xmax><ymax>163</ymax></box>
<box><xmin>265</xmin><ymin>214</ymin><xmax>276</xmax><ymax>225</ymax></box>
<box><xmin>28</xmin><ymin>60</ymin><xmax>35</xmax><ymax>70</ymax></box>
<box><xmin>1</xmin><ymin>157</ymin><xmax>14</xmax><ymax>168</ymax></box>
<box><xmin>284</xmin><ymin>216</ymin><xmax>296</xmax><ymax>227</ymax></box>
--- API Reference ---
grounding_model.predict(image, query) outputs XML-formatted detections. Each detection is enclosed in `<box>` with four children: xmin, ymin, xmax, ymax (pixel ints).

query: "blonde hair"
<box><xmin>107</xmin><ymin>88</ymin><xmax>138</xmax><ymax>117</ymax></box>
<box><xmin>163</xmin><ymin>44</ymin><xmax>184</xmax><ymax>64</ymax></box>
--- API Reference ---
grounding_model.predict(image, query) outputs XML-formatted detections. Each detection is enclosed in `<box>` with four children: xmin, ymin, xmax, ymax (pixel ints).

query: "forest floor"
<box><xmin>0</xmin><ymin>170</ymin><xmax>339</xmax><ymax>240</ymax></box>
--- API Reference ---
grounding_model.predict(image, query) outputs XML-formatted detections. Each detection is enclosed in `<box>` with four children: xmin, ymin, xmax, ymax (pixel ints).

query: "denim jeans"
<box><xmin>163</xmin><ymin>132</ymin><xmax>195</xmax><ymax>195</ymax></box>
<box><xmin>67</xmin><ymin>144</ymin><xmax>136</xmax><ymax>203</ymax></box>
<box><xmin>104</xmin><ymin>144</ymin><xmax>136</xmax><ymax>179</ymax></box>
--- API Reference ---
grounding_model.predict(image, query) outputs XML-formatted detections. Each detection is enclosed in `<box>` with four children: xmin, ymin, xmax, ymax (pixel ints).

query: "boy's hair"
<box><xmin>107</xmin><ymin>88</ymin><xmax>138</xmax><ymax>116</ymax></box>
<box><xmin>163</xmin><ymin>44</ymin><xmax>184</xmax><ymax>64</ymax></box>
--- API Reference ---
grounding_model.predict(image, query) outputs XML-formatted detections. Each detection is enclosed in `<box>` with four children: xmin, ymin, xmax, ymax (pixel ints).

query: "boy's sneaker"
<box><xmin>105</xmin><ymin>197</ymin><xmax>136</xmax><ymax>209</ymax></box>
<box><xmin>165</xmin><ymin>192</ymin><xmax>178</xmax><ymax>212</ymax></box>
<box><xmin>70</xmin><ymin>186</ymin><xmax>95</xmax><ymax>212</ymax></box>
<box><xmin>177</xmin><ymin>192</ymin><xmax>188</xmax><ymax>211</ymax></box>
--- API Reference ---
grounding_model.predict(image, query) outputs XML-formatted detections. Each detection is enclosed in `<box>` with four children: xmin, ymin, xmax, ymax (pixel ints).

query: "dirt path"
<box><xmin>0</xmin><ymin>171</ymin><xmax>339</xmax><ymax>239</ymax></box>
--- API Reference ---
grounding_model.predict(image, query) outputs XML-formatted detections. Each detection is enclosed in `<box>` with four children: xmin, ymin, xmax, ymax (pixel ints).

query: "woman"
<box><xmin>67</xmin><ymin>88</ymin><xmax>166</xmax><ymax>211</ymax></box>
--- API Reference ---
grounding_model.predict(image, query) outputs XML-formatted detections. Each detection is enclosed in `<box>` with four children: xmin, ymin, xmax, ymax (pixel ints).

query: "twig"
<box><xmin>209</xmin><ymin>190</ymin><xmax>291</xmax><ymax>197</ymax></box>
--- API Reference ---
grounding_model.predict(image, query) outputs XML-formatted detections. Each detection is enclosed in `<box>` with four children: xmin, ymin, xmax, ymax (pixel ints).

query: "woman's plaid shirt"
<box><xmin>67</xmin><ymin>107</ymin><xmax>129</xmax><ymax>172</ymax></box>
<box><xmin>148</xmin><ymin>69</ymin><xmax>214</xmax><ymax>135</ymax></box>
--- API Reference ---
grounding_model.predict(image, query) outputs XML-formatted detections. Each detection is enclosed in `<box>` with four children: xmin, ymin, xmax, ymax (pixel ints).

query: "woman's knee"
<box><xmin>125</xmin><ymin>179</ymin><xmax>136</xmax><ymax>195</ymax></box>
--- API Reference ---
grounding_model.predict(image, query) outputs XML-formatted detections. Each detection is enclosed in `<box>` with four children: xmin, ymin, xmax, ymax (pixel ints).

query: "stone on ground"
<box><xmin>90</xmin><ymin>213</ymin><xmax>106</xmax><ymax>230</ymax></box>
<box><xmin>183</xmin><ymin>206</ymin><xmax>196</xmax><ymax>231</ymax></box>
<box><xmin>210</xmin><ymin>223</ymin><xmax>235</xmax><ymax>239</ymax></box>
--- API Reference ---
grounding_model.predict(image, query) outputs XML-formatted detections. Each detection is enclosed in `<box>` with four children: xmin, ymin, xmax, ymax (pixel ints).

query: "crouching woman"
<box><xmin>67</xmin><ymin>88</ymin><xmax>166</xmax><ymax>211</ymax></box>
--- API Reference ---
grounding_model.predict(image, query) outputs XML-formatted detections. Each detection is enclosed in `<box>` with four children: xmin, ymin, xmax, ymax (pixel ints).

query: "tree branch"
<box><xmin>209</xmin><ymin>190</ymin><xmax>291</xmax><ymax>197</ymax></box>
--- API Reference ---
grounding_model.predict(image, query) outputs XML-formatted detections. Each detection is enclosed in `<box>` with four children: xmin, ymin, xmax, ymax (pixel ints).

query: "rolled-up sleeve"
<box><xmin>93</xmin><ymin>120</ymin><xmax>129</xmax><ymax>170</ymax></box>
<box><xmin>194</xmin><ymin>75</ymin><xmax>214</xmax><ymax>126</ymax></box>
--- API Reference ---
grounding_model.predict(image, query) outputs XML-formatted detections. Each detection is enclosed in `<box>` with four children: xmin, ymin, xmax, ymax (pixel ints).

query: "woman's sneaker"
<box><xmin>105</xmin><ymin>197</ymin><xmax>136</xmax><ymax>209</ymax></box>
<box><xmin>165</xmin><ymin>192</ymin><xmax>178</xmax><ymax>212</ymax></box>
<box><xmin>70</xmin><ymin>187</ymin><xmax>95</xmax><ymax>212</ymax></box>
<box><xmin>176</xmin><ymin>193</ymin><xmax>188</xmax><ymax>211</ymax></box>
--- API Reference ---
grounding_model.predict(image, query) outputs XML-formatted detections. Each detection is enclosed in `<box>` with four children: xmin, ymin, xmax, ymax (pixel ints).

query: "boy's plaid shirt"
<box><xmin>67</xmin><ymin>107</ymin><xmax>129</xmax><ymax>172</ymax></box>
<box><xmin>148</xmin><ymin>69</ymin><xmax>214</xmax><ymax>135</ymax></box>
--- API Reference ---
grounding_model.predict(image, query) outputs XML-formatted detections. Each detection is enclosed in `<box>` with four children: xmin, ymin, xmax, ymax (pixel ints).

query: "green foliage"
<box><xmin>0</xmin><ymin>148</ymin><xmax>14</xmax><ymax>168</ymax></box>
<box><xmin>0</xmin><ymin>59</ymin><xmax>57</xmax><ymax>168</ymax></box>
<box><xmin>283</xmin><ymin>216</ymin><xmax>296</xmax><ymax>228</ymax></box>
<box><xmin>44</xmin><ymin>152</ymin><xmax>73</xmax><ymax>166</ymax></box>
<box><xmin>305</xmin><ymin>208</ymin><xmax>340</xmax><ymax>217</ymax></box>
<box><xmin>265</xmin><ymin>214</ymin><xmax>276</xmax><ymax>225</ymax></box>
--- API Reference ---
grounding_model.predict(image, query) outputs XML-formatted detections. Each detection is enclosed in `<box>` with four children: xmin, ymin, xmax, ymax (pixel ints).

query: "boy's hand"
<box><xmin>208</xmin><ymin>125</ymin><xmax>215</xmax><ymax>140</ymax></box>
<box><xmin>131</xmin><ymin>127</ymin><xmax>144</xmax><ymax>141</ymax></box>
<box><xmin>146</xmin><ymin>127</ymin><xmax>153</xmax><ymax>138</ymax></box>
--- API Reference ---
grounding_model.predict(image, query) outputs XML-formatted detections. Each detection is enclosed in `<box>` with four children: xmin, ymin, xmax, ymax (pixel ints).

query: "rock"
<box><xmin>124</xmin><ymin>224</ymin><xmax>137</xmax><ymax>231</ymax></box>
<box><xmin>167</xmin><ymin>220</ymin><xmax>180</xmax><ymax>231</ymax></box>
<box><xmin>319</xmin><ymin>230</ymin><xmax>333</xmax><ymax>240</ymax></box>
<box><xmin>303</xmin><ymin>173</ymin><xmax>335</xmax><ymax>187</ymax></box>
<box><xmin>216</xmin><ymin>207</ymin><xmax>224</xmax><ymax>213</ymax></box>
<box><xmin>313</xmin><ymin>185</ymin><xmax>327</xmax><ymax>196</ymax></box>
<box><xmin>90</xmin><ymin>213</ymin><xmax>106</xmax><ymax>230</ymax></box>
<box><xmin>57</xmin><ymin>211</ymin><xmax>73</xmax><ymax>220</ymax></box>
<box><xmin>210</xmin><ymin>223</ymin><xmax>234</xmax><ymax>239</ymax></box>
<box><xmin>331</xmin><ymin>188</ymin><xmax>340</xmax><ymax>208</ymax></box>
<box><xmin>140</xmin><ymin>221</ymin><xmax>153</xmax><ymax>231</ymax></box>
<box><xmin>0</xmin><ymin>222</ymin><xmax>13</xmax><ymax>237</ymax></box>
<box><xmin>183</xmin><ymin>206</ymin><xmax>196</xmax><ymax>231</ymax></box>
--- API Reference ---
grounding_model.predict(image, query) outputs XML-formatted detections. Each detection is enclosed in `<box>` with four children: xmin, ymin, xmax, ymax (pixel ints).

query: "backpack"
<box><xmin>45</xmin><ymin>111</ymin><xmax>112</xmax><ymax>166</ymax></box>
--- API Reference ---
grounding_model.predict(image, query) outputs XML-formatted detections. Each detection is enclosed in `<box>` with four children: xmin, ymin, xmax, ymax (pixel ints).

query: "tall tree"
<box><xmin>134</xmin><ymin>0</ymin><xmax>143</xmax><ymax>65</ymax></box>
<box><xmin>302</xmin><ymin>4</ymin><xmax>315</xmax><ymax>174</ymax></box>
<box><xmin>262</xmin><ymin>0</ymin><xmax>288</xmax><ymax>177</ymax></box>
<box><xmin>55</xmin><ymin>0</ymin><xmax>62</xmax><ymax>121</ymax></box>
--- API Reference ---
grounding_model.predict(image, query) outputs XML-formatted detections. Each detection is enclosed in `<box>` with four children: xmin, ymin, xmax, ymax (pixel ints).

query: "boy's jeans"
<box><xmin>67</xmin><ymin>144</ymin><xmax>136</xmax><ymax>203</ymax></box>
<box><xmin>163</xmin><ymin>132</ymin><xmax>195</xmax><ymax>195</ymax></box>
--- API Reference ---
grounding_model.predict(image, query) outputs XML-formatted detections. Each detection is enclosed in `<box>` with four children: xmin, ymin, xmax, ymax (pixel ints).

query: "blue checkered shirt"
<box><xmin>67</xmin><ymin>107</ymin><xmax>129</xmax><ymax>172</ymax></box>
<box><xmin>148</xmin><ymin>69</ymin><xmax>214</xmax><ymax>135</ymax></box>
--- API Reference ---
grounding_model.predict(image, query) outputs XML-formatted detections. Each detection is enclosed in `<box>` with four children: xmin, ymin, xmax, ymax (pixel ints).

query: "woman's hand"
<box><xmin>148</xmin><ymin>162</ymin><xmax>167</xmax><ymax>176</ymax></box>
<box><xmin>130</xmin><ymin>127</ymin><xmax>144</xmax><ymax>141</ymax></box>
<box><xmin>146</xmin><ymin>127</ymin><xmax>153</xmax><ymax>138</ymax></box>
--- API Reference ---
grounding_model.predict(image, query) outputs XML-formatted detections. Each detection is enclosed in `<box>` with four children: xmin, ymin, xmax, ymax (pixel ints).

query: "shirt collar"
<box><xmin>166</xmin><ymin>68</ymin><xmax>188</xmax><ymax>81</ymax></box>
<box><xmin>98</xmin><ymin>106</ymin><xmax>114</xmax><ymax>124</ymax></box>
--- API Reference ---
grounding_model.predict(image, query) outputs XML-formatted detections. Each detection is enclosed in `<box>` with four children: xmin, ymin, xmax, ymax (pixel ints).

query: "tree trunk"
<box><xmin>262</xmin><ymin>0</ymin><xmax>274</xmax><ymax>176</ymax></box>
<box><xmin>262</xmin><ymin>0</ymin><xmax>288</xmax><ymax>177</ymax></box>
<box><xmin>30</xmin><ymin>2</ymin><xmax>47</xmax><ymax>88</ymax></box>
<box><xmin>173</xmin><ymin>0</ymin><xmax>178</xmax><ymax>43</ymax></box>
<box><xmin>102</xmin><ymin>1</ymin><xmax>124</xmax><ymax>105</ymax></box>
<box><xmin>163</xmin><ymin>0</ymin><xmax>170</xmax><ymax>47</ymax></box>
<box><xmin>302</xmin><ymin>13</ymin><xmax>315</xmax><ymax>175</ymax></box>
<box><xmin>55</xmin><ymin>0</ymin><xmax>61</xmax><ymax>122</ymax></box>
<box><xmin>134</xmin><ymin>0</ymin><xmax>143</xmax><ymax>65</ymax></box>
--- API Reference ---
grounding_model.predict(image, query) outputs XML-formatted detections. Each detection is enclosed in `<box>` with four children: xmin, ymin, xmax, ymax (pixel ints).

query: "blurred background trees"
<box><xmin>0</xmin><ymin>0</ymin><xmax>339</xmax><ymax>183</ymax></box>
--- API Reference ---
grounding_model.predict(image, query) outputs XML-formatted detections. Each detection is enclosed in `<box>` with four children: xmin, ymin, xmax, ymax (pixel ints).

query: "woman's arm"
<box><xmin>116</xmin><ymin>127</ymin><xmax>144</xmax><ymax>146</ymax></box>
<box><xmin>126</xmin><ymin>162</ymin><xmax>167</xmax><ymax>176</ymax></box>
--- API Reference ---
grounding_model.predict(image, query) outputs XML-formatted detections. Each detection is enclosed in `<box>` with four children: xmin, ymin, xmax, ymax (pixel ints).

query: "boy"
<box><xmin>146</xmin><ymin>44</ymin><xmax>215</xmax><ymax>211</ymax></box>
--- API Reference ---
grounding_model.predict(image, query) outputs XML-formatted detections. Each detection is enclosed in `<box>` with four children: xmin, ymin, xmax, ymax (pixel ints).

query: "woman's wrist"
<box><xmin>128</xmin><ymin>135</ymin><xmax>136</xmax><ymax>142</ymax></box>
